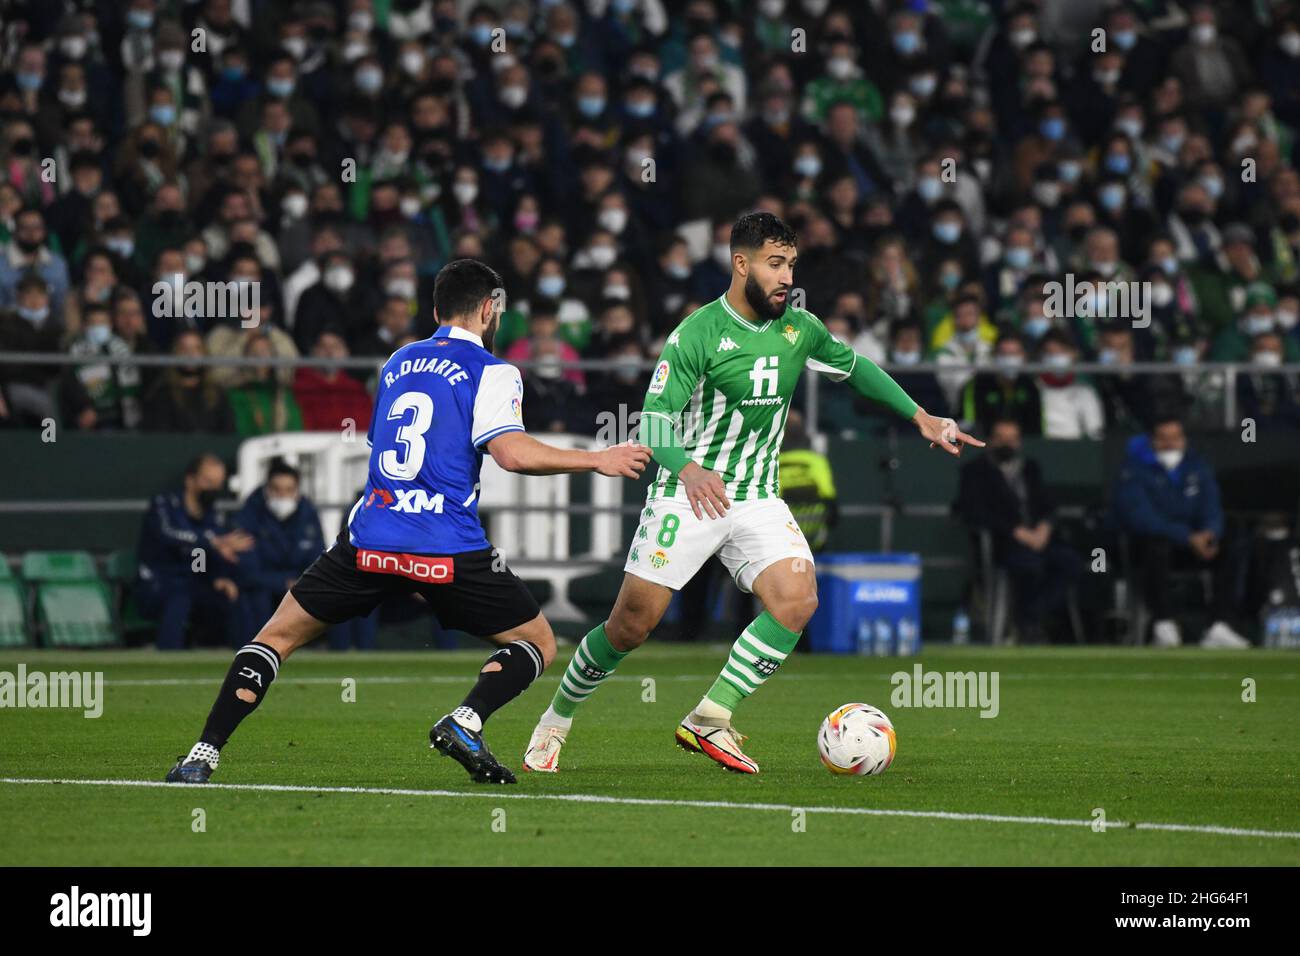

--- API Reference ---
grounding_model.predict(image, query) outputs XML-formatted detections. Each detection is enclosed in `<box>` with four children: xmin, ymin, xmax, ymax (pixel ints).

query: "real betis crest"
<box><xmin>782</xmin><ymin>323</ymin><xmax>799</xmax><ymax>346</ymax></box>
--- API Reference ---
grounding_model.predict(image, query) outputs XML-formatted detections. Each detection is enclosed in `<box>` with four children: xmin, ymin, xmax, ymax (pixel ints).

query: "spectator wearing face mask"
<box><xmin>0</xmin><ymin>273</ymin><xmax>61</xmax><ymax>426</ymax></box>
<box><xmin>1111</xmin><ymin>414</ymin><xmax>1250</xmax><ymax>648</ymax></box>
<box><xmin>954</xmin><ymin>417</ymin><xmax>1082</xmax><ymax>643</ymax></box>
<box><xmin>135</xmin><ymin>453</ymin><xmax>252</xmax><ymax>649</ymax></box>
<box><xmin>1211</xmin><ymin>283</ymin><xmax>1300</xmax><ymax>362</ymax></box>
<box><xmin>292</xmin><ymin>330</ymin><xmax>372</xmax><ymax>432</ymax></box>
<box><xmin>1095</xmin><ymin>323</ymin><xmax>1187</xmax><ymax>433</ymax></box>
<box><xmin>801</xmin><ymin>33</ymin><xmax>883</xmax><ymax>125</ymax></box>
<box><xmin>643</xmin><ymin>235</ymin><xmax>694</xmax><ymax>335</ymax></box>
<box><xmin>1236</xmin><ymin>330</ymin><xmax>1300</xmax><ymax>429</ymax></box>
<box><xmin>505</xmin><ymin>310</ymin><xmax>587</xmax><ymax>432</ymax></box>
<box><xmin>142</xmin><ymin>329</ymin><xmax>235</xmax><ymax>432</ymax></box>
<box><xmin>962</xmin><ymin>332</ymin><xmax>1042</xmax><ymax>436</ymax></box>
<box><xmin>0</xmin><ymin>206</ymin><xmax>71</xmax><ymax>313</ymax></box>
<box><xmin>232</xmin><ymin>458</ymin><xmax>324</xmax><ymax>644</ymax></box>
<box><xmin>1169</xmin><ymin>3</ymin><xmax>1251</xmax><ymax>112</ymax></box>
<box><xmin>585</xmin><ymin>333</ymin><xmax>647</xmax><ymax>421</ymax></box>
<box><xmin>880</xmin><ymin>319</ymin><xmax>948</xmax><ymax>424</ymax></box>
<box><xmin>934</xmin><ymin>293</ymin><xmax>995</xmax><ymax>410</ymax></box>
<box><xmin>293</xmin><ymin>251</ymin><xmax>363</xmax><ymax>352</ymax></box>
<box><xmin>1036</xmin><ymin>330</ymin><xmax>1104</xmax><ymax>439</ymax></box>
<box><xmin>227</xmin><ymin>332</ymin><xmax>304</xmax><ymax>437</ymax></box>
<box><xmin>60</xmin><ymin>301</ymin><xmax>143</xmax><ymax>430</ymax></box>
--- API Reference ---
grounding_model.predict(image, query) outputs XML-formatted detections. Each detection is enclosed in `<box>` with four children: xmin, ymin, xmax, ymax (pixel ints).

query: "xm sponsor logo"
<box><xmin>1043</xmin><ymin>275</ymin><xmax>1150</xmax><ymax>329</ymax></box>
<box><xmin>890</xmin><ymin>664</ymin><xmax>1000</xmax><ymax>718</ymax></box>
<box><xmin>0</xmin><ymin>665</ymin><xmax>103</xmax><ymax>718</ymax></box>
<box><xmin>49</xmin><ymin>886</ymin><xmax>151</xmax><ymax>936</ymax></box>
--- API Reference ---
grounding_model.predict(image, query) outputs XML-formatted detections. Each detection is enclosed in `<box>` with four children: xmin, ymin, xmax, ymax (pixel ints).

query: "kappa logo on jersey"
<box><xmin>667</xmin><ymin>330</ymin><xmax>681</xmax><ymax>347</ymax></box>
<box><xmin>366</xmin><ymin>488</ymin><xmax>446</xmax><ymax>514</ymax></box>
<box><xmin>718</xmin><ymin>336</ymin><xmax>739</xmax><ymax>352</ymax></box>
<box><xmin>648</xmin><ymin>359</ymin><xmax>671</xmax><ymax>394</ymax></box>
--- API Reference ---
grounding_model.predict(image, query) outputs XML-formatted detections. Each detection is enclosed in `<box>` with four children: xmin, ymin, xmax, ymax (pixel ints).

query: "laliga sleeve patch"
<box><xmin>649</xmin><ymin>360</ymin><xmax>671</xmax><ymax>394</ymax></box>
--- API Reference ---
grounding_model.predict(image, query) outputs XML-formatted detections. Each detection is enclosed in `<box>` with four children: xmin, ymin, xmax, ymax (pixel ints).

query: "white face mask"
<box><xmin>588</xmin><ymin>245</ymin><xmax>617</xmax><ymax>269</ymax></box>
<box><xmin>598</xmin><ymin>208</ymin><xmax>628</xmax><ymax>234</ymax></box>
<box><xmin>453</xmin><ymin>182</ymin><xmax>478</xmax><ymax>205</ymax></box>
<box><xmin>400</xmin><ymin>51</ymin><xmax>424</xmax><ymax>76</ymax></box>
<box><xmin>499</xmin><ymin>85</ymin><xmax>527</xmax><ymax>109</ymax></box>
<box><xmin>282</xmin><ymin>193</ymin><xmax>308</xmax><ymax>219</ymax></box>
<box><xmin>827</xmin><ymin>57</ymin><xmax>854</xmax><ymax>80</ymax></box>
<box><xmin>1156</xmin><ymin>449</ymin><xmax>1185</xmax><ymax>471</ymax></box>
<box><xmin>324</xmin><ymin>265</ymin><xmax>354</xmax><ymax>292</ymax></box>
<box><xmin>1254</xmin><ymin>350</ymin><xmax>1283</xmax><ymax>367</ymax></box>
<box><xmin>1192</xmin><ymin>23</ymin><xmax>1217</xmax><ymax>45</ymax></box>
<box><xmin>267</xmin><ymin>495</ymin><xmax>298</xmax><ymax>520</ymax></box>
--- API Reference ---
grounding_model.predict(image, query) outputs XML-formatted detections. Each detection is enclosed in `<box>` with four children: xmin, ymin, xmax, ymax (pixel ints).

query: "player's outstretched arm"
<box><xmin>912</xmin><ymin>407</ymin><xmax>986</xmax><ymax>457</ymax></box>
<box><xmin>486</xmin><ymin>431</ymin><xmax>651</xmax><ymax>478</ymax></box>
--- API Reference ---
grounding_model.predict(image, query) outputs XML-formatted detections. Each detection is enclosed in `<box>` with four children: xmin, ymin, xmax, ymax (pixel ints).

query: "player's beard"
<box><xmin>482</xmin><ymin>313</ymin><xmax>499</xmax><ymax>353</ymax></box>
<box><xmin>744</xmin><ymin>272</ymin><xmax>789</xmax><ymax>321</ymax></box>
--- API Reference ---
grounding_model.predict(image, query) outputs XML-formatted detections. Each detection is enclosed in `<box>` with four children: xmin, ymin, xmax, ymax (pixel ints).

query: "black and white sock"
<box><xmin>459</xmin><ymin>641</ymin><xmax>544</xmax><ymax>725</ymax></box>
<box><xmin>197</xmin><ymin>642</ymin><xmax>281</xmax><ymax>750</ymax></box>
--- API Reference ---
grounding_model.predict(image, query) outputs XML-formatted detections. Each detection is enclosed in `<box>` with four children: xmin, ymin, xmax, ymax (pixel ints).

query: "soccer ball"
<box><xmin>818</xmin><ymin>703</ymin><xmax>896</xmax><ymax>776</ymax></box>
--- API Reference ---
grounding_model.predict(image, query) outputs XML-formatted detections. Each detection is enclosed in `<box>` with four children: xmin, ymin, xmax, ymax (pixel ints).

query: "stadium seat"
<box><xmin>0</xmin><ymin>558</ymin><xmax>28</xmax><ymax>647</ymax></box>
<box><xmin>21</xmin><ymin>550</ymin><xmax>118</xmax><ymax>648</ymax></box>
<box><xmin>21</xmin><ymin>550</ymin><xmax>99</xmax><ymax>583</ymax></box>
<box><xmin>33</xmin><ymin>581</ymin><xmax>116</xmax><ymax>648</ymax></box>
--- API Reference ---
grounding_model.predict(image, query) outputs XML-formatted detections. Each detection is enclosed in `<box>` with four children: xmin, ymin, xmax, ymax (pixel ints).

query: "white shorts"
<box><xmin>623</xmin><ymin>495</ymin><xmax>815</xmax><ymax>593</ymax></box>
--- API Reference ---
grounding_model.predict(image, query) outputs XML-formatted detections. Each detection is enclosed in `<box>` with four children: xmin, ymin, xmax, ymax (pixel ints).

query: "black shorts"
<box><xmin>290</xmin><ymin>535</ymin><xmax>541</xmax><ymax>637</ymax></box>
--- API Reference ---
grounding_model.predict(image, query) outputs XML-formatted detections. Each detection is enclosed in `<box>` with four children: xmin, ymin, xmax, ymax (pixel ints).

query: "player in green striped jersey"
<box><xmin>524</xmin><ymin>213</ymin><xmax>982</xmax><ymax>774</ymax></box>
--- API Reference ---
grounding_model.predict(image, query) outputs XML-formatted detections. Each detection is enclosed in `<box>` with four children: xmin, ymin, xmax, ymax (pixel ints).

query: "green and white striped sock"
<box><xmin>704</xmin><ymin>611</ymin><xmax>802</xmax><ymax>714</ymax></box>
<box><xmin>550</xmin><ymin>622</ymin><xmax>628</xmax><ymax>719</ymax></box>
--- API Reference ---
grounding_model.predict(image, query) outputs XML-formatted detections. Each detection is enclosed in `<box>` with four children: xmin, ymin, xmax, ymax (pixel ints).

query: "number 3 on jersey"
<box><xmin>379</xmin><ymin>391</ymin><xmax>434</xmax><ymax>481</ymax></box>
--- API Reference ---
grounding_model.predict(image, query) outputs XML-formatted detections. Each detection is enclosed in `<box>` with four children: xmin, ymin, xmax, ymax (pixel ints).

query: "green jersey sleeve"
<box><xmin>804</xmin><ymin>311</ymin><xmax>919</xmax><ymax>420</ymax></box>
<box><xmin>640</xmin><ymin>323</ymin><xmax>707</xmax><ymax>475</ymax></box>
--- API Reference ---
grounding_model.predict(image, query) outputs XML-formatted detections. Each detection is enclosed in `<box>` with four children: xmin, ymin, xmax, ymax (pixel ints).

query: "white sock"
<box><xmin>539</xmin><ymin>704</ymin><xmax>573</xmax><ymax>732</ymax></box>
<box><xmin>693</xmin><ymin>696</ymin><xmax>732</xmax><ymax>724</ymax></box>
<box><xmin>449</xmin><ymin>706</ymin><xmax>482</xmax><ymax>732</ymax></box>
<box><xmin>186</xmin><ymin>741</ymin><xmax>220</xmax><ymax>768</ymax></box>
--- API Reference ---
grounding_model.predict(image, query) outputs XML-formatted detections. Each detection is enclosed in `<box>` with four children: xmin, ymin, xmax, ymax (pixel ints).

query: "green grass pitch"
<box><xmin>1</xmin><ymin>645</ymin><xmax>1297</xmax><ymax>866</ymax></box>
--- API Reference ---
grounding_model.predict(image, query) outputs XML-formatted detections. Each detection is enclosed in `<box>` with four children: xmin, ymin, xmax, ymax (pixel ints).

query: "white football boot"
<box><xmin>522</xmin><ymin>723</ymin><xmax>568</xmax><ymax>773</ymax></box>
<box><xmin>675</xmin><ymin>712</ymin><xmax>759</xmax><ymax>774</ymax></box>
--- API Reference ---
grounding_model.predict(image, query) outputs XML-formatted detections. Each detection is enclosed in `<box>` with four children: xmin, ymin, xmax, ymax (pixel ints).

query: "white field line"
<box><xmin>0</xmin><ymin>776</ymin><xmax>1296</xmax><ymax>841</ymax></box>
<box><xmin>92</xmin><ymin>672</ymin><xmax>1297</xmax><ymax>687</ymax></box>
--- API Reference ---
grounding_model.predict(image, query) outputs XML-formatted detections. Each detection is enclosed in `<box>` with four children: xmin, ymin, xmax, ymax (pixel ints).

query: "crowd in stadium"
<box><xmin>0</xmin><ymin>0</ymin><xmax>1298</xmax><ymax>649</ymax></box>
<box><xmin>0</xmin><ymin>0</ymin><xmax>1298</xmax><ymax>439</ymax></box>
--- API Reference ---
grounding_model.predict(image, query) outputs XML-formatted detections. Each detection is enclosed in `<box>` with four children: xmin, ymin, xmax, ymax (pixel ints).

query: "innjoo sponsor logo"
<box><xmin>49</xmin><ymin>886</ymin><xmax>151</xmax><ymax>936</ymax></box>
<box><xmin>0</xmin><ymin>665</ymin><xmax>103</xmax><ymax>718</ymax></box>
<box><xmin>356</xmin><ymin>549</ymin><xmax>454</xmax><ymax>584</ymax></box>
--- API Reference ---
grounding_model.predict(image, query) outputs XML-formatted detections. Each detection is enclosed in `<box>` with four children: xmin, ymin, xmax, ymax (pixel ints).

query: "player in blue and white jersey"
<box><xmin>165</xmin><ymin>260</ymin><xmax>650</xmax><ymax>785</ymax></box>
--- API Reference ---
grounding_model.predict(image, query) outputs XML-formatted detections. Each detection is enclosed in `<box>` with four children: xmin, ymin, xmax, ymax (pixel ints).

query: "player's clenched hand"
<box><xmin>913</xmin><ymin>410</ymin><xmax>985</xmax><ymax>457</ymax></box>
<box><xmin>680</xmin><ymin>462</ymin><xmax>730</xmax><ymax>520</ymax></box>
<box><xmin>596</xmin><ymin>442</ymin><xmax>651</xmax><ymax>478</ymax></box>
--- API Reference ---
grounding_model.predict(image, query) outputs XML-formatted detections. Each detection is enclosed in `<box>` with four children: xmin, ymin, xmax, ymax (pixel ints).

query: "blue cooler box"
<box><xmin>806</xmin><ymin>552</ymin><xmax>922</xmax><ymax>655</ymax></box>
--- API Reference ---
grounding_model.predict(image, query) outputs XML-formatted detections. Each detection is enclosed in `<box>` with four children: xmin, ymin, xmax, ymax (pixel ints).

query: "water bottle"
<box><xmin>856</xmin><ymin>617</ymin><xmax>872</xmax><ymax>656</ymax></box>
<box><xmin>897</xmin><ymin>617</ymin><xmax>919</xmax><ymax>656</ymax></box>
<box><xmin>952</xmin><ymin>609</ymin><xmax>971</xmax><ymax>645</ymax></box>
<box><xmin>873</xmin><ymin>618</ymin><xmax>894</xmax><ymax>656</ymax></box>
